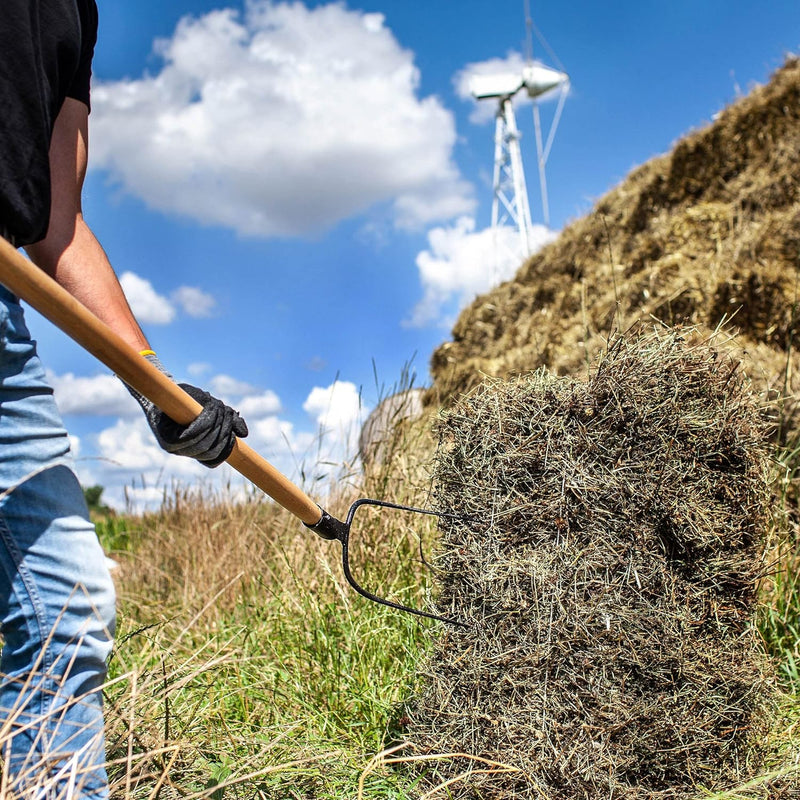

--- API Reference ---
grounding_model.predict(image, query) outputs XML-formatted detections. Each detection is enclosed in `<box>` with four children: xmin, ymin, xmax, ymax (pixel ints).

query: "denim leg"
<box><xmin>0</xmin><ymin>288</ymin><xmax>116</xmax><ymax>798</ymax></box>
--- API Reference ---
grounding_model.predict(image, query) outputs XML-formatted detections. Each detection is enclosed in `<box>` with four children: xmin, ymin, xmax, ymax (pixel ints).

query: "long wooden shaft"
<box><xmin>0</xmin><ymin>237</ymin><xmax>323</xmax><ymax>526</ymax></box>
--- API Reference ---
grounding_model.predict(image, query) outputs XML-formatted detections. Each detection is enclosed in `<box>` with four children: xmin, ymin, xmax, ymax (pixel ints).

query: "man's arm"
<box><xmin>25</xmin><ymin>97</ymin><xmax>249</xmax><ymax>467</ymax></box>
<box><xmin>25</xmin><ymin>97</ymin><xmax>150</xmax><ymax>353</ymax></box>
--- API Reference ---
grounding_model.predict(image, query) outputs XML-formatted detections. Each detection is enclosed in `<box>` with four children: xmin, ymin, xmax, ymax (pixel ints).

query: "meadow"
<box><xmin>92</xmin><ymin>402</ymin><xmax>800</xmax><ymax>799</ymax></box>
<box><xmin>96</xmin><ymin>412</ymin><xmax>443</xmax><ymax>799</ymax></box>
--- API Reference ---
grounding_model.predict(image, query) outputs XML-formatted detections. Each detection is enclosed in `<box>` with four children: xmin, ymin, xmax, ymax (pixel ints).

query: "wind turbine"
<box><xmin>469</xmin><ymin>2</ymin><xmax>569</xmax><ymax>266</ymax></box>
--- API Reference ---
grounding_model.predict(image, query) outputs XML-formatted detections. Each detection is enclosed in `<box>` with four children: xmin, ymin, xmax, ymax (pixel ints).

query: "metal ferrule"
<box><xmin>304</xmin><ymin>508</ymin><xmax>346</xmax><ymax>542</ymax></box>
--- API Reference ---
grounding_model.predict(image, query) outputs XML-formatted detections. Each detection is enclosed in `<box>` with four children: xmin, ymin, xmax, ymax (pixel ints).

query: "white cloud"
<box><xmin>117</xmin><ymin>272</ymin><xmax>219</xmax><ymax>325</ymax></box>
<box><xmin>237</xmin><ymin>390</ymin><xmax>282</xmax><ymax>418</ymax></box>
<box><xmin>209</xmin><ymin>374</ymin><xmax>259</xmax><ymax>399</ymax></box>
<box><xmin>406</xmin><ymin>216</ymin><xmax>557</xmax><ymax>327</ymax></box>
<box><xmin>96</xmin><ymin>419</ymin><xmax>211</xmax><ymax>477</ymax></box>
<box><xmin>252</xmin><ymin>414</ymin><xmax>294</xmax><ymax>445</ymax></box>
<box><xmin>119</xmin><ymin>271</ymin><xmax>176</xmax><ymax>325</ymax></box>
<box><xmin>304</xmin><ymin>381</ymin><xmax>363</xmax><ymax>432</ymax></box>
<box><xmin>302</xmin><ymin>380</ymin><xmax>366</xmax><ymax>467</ymax></box>
<box><xmin>48</xmin><ymin>371</ymin><xmax>140</xmax><ymax>417</ymax></box>
<box><xmin>89</xmin><ymin>1</ymin><xmax>474</xmax><ymax>237</ymax></box>
<box><xmin>187</xmin><ymin>362</ymin><xmax>212</xmax><ymax>377</ymax></box>
<box><xmin>172</xmin><ymin>286</ymin><xmax>217</xmax><ymax>318</ymax></box>
<box><xmin>89</xmin><ymin>415</ymin><xmax>235</xmax><ymax>511</ymax></box>
<box><xmin>122</xmin><ymin>486</ymin><xmax>173</xmax><ymax>511</ymax></box>
<box><xmin>95</xmin><ymin>418</ymin><xmax>177</xmax><ymax>472</ymax></box>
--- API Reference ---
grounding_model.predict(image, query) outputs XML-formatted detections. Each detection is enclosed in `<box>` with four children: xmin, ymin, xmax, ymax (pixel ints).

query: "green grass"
<box><xmin>103</xmin><ymin>588</ymin><xmax>427</xmax><ymax>798</ymax></box>
<box><xmin>94</xmin><ymin>413</ymin><xmax>443</xmax><ymax>799</ymax></box>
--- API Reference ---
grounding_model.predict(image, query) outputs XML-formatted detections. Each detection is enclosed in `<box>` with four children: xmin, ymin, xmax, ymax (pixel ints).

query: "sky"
<box><xmin>27</xmin><ymin>0</ymin><xmax>800</xmax><ymax>510</ymax></box>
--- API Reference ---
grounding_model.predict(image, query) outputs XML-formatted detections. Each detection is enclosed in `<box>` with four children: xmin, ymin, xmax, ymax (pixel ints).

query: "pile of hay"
<box><xmin>409</xmin><ymin>331</ymin><xmax>774</xmax><ymax>798</ymax></box>
<box><xmin>430</xmin><ymin>58</ymin><xmax>800</xmax><ymax>422</ymax></box>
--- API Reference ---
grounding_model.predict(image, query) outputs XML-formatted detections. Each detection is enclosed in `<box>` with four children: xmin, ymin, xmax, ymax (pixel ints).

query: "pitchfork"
<box><xmin>0</xmin><ymin>238</ymin><xmax>464</xmax><ymax>628</ymax></box>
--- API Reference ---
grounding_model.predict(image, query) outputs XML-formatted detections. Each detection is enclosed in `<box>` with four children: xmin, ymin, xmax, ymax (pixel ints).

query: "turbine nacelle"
<box><xmin>469</xmin><ymin>63</ymin><xmax>568</xmax><ymax>102</ymax></box>
<box><xmin>522</xmin><ymin>63</ymin><xmax>568</xmax><ymax>99</ymax></box>
<box><xmin>469</xmin><ymin>71</ymin><xmax>525</xmax><ymax>101</ymax></box>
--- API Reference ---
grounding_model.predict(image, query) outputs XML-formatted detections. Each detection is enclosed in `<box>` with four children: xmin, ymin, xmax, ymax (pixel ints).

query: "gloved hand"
<box><xmin>124</xmin><ymin>352</ymin><xmax>249</xmax><ymax>468</ymax></box>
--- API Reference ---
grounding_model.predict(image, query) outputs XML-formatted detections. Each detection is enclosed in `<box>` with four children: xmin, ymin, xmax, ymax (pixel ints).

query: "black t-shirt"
<box><xmin>0</xmin><ymin>0</ymin><xmax>99</xmax><ymax>246</ymax></box>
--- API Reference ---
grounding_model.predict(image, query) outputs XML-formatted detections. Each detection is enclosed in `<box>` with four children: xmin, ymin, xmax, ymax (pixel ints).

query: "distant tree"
<box><xmin>83</xmin><ymin>485</ymin><xmax>112</xmax><ymax>516</ymax></box>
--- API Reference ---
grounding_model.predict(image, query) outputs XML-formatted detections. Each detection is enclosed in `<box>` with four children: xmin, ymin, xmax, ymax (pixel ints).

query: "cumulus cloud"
<box><xmin>187</xmin><ymin>362</ymin><xmax>212</xmax><ymax>377</ymax></box>
<box><xmin>172</xmin><ymin>286</ymin><xmax>217</xmax><ymax>318</ymax></box>
<box><xmin>90</xmin><ymin>411</ymin><xmax>252</xmax><ymax>511</ymax></box>
<box><xmin>48</xmin><ymin>371</ymin><xmax>140</xmax><ymax>417</ymax></box>
<box><xmin>406</xmin><ymin>216</ymin><xmax>557</xmax><ymax>327</ymax></box>
<box><xmin>209</xmin><ymin>374</ymin><xmax>259</xmax><ymax>399</ymax></box>
<box><xmin>301</xmin><ymin>380</ymin><xmax>364</xmax><ymax>468</ymax></box>
<box><xmin>304</xmin><ymin>381</ymin><xmax>363</xmax><ymax>432</ymax></box>
<box><xmin>237</xmin><ymin>390</ymin><xmax>282</xmax><ymax>418</ymax></box>
<box><xmin>90</xmin><ymin>1</ymin><xmax>474</xmax><ymax>237</ymax></box>
<box><xmin>213</xmin><ymin>379</ymin><xmax>366</xmax><ymax>485</ymax></box>
<box><xmin>118</xmin><ymin>271</ymin><xmax>221</xmax><ymax>325</ymax></box>
<box><xmin>250</xmin><ymin>414</ymin><xmax>296</xmax><ymax>448</ymax></box>
<box><xmin>123</xmin><ymin>486</ymin><xmax>175</xmax><ymax>511</ymax></box>
<box><xmin>96</xmin><ymin>418</ymin><xmax>184</xmax><ymax>473</ymax></box>
<box><xmin>119</xmin><ymin>271</ymin><xmax>176</xmax><ymax>325</ymax></box>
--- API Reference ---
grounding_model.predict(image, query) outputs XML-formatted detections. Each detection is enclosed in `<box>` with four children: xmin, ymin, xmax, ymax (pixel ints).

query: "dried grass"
<box><xmin>409</xmin><ymin>329</ymin><xmax>776</xmax><ymax>798</ymax></box>
<box><xmin>429</xmin><ymin>58</ymin><xmax>800</xmax><ymax>425</ymax></box>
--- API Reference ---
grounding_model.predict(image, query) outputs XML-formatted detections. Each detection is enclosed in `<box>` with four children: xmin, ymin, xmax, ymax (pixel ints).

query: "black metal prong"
<box><xmin>340</xmin><ymin>498</ymin><xmax>469</xmax><ymax>629</ymax></box>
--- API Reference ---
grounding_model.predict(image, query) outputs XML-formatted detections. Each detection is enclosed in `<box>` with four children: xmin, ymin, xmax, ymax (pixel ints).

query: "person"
<box><xmin>0</xmin><ymin>2</ymin><xmax>248</xmax><ymax>796</ymax></box>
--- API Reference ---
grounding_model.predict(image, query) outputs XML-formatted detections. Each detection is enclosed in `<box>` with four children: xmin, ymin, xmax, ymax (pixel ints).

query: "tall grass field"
<box><xmin>96</xmin><ymin>417</ymin><xmax>444</xmax><ymax>799</ymax></box>
<box><xmin>45</xmin><ymin>410</ymin><xmax>800</xmax><ymax>797</ymax></box>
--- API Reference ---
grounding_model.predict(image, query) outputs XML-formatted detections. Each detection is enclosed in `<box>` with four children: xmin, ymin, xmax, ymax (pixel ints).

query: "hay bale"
<box><xmin>359</xmin><ymin>388</ymin><xmax>425</xmax><ymax>466</ymax></box>
<box><xmin>409</xmin><ymin>330</ymin><xmax>774</xmax><ymax>798</ymax></box>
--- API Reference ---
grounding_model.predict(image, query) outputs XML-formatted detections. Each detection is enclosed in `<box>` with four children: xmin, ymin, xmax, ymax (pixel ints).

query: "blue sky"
<box><xmin>30</xmin><ymin>0</ymin><xmax>800</xmax><ymax>509</ymax></box>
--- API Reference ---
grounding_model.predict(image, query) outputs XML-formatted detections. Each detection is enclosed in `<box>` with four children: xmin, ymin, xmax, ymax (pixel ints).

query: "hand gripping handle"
<box><xmin>0</xmin><ymin>238</ymin><xmax>323</xmax><ymax>526</ymax></box>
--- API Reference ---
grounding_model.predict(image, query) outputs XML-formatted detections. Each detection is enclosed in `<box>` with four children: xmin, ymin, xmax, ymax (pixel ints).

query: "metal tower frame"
<box><xmin>469</xmin><ymin>2</ymin><xmax>569</xmax><ymax>270</ymax></box>
<box><xmin>491</xmin><ymin>97</ymin><xmax>535</xmax><ymax>265</ymax></box>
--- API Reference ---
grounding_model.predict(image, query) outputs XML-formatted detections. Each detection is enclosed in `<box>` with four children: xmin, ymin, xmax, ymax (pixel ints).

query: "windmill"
<box><xmin>469</xmin><ymin>1</ymin><xmax>569</xmax><ymax>266</ymax></box>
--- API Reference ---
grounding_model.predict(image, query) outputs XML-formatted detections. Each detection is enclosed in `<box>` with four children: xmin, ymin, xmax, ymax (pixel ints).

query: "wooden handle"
<box><xmin>0</xmin><ymin>237</ymin><xmax>323</xmax><ymax>526</ymax></box>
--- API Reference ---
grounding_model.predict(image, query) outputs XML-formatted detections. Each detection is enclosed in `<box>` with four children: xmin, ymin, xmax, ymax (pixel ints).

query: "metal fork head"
<box><xmin>306</xmin><ymin>498</ymin><xmax>468</xmax><ymax>628</ymax></box>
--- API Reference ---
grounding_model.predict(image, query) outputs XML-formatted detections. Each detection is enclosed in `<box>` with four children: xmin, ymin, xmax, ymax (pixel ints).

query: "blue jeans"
<box><xmin>0</xmin><ymin>286</ymin><xmax>116</xmax><ymax>798</ymax></box>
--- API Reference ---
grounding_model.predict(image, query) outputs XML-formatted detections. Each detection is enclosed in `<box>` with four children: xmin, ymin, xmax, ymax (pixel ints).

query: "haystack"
<box><xmin>409</xmin><ymin>330</ymin><xmax>774</xmax><ymax>798</ymax></box>
<box><xmin>429</xmin><ymin>58</ymin><xmax>800</xmax><ymax>426</ymax></box>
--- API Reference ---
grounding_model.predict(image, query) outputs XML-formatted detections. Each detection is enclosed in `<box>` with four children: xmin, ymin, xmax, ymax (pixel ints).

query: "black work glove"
<box><xmin>124</xmin><ymin>353</ymin><xmax>249</xmax><ymax>468</ymax></box>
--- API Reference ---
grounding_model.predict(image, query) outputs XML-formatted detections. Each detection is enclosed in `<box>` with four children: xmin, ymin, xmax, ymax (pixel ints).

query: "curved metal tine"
<box><xmin>348</xmin><ymin>497</ymin><xmax>459</xmax><ymax>574</ymax></box>
<box><xmin>345</xmin><ymin>496</ymin><xmax>444</xmax><ymax>522</ymax></box>
<box><xmin>340</xmin><ymin>498</ymin><xmax>468</xmax><ymax>629</ymax></box>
